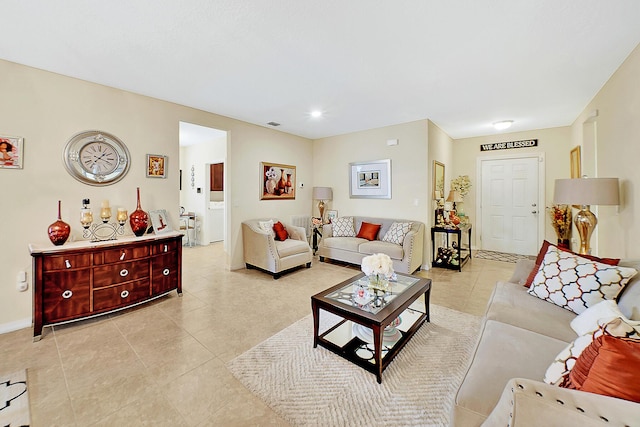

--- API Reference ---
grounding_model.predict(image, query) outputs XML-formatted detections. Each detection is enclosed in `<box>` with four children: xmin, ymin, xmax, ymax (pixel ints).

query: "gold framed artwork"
<box><xmin>570</xmin><ymin>146</ymin><xmax>581</xmax><ymax>178</ymax></box>
<box><xmin>433</xmin><ymin>161</ymin><xmax>445</xmax><ymax>199</ymax></box>
<box><xmin>261</xmin><ymin>162</ymin><xmax>296</xmax><ymax>200</ymax></box>
<box><xmin>146</xmin><ymin>154</ymin><xmax>167</xmax><ymax>178</ymax></box>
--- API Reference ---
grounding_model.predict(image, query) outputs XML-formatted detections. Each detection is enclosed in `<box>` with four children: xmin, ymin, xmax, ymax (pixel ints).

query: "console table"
<box><xmin>431</xmin><ymin>225</ymin><xmax>472</xmax><ymax>271</ymax></box>
<box><xmin>30</xmin><ymin>232</ymin><xmax>183</xmax><ymax>341</ymax></box>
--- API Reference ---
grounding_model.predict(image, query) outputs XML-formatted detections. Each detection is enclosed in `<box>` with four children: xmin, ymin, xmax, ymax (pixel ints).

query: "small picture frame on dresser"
<box><xmin>149</xmin><ymin>209</ymin><xmax>173</xmax><ymax>234</ymax></box>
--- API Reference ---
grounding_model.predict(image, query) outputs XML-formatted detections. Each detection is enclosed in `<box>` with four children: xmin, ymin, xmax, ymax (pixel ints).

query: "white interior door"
<box><xmin>480</xmin><ymin>157</ymin><xmax>540</xmax><ymax>255</ymax></box>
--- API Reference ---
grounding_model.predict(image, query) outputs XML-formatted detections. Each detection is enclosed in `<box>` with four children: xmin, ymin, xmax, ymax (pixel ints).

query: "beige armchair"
<box><xmin>242</xmin><ymin>219</ymin><xmax>313</xmax><ymax>279</ymax></box>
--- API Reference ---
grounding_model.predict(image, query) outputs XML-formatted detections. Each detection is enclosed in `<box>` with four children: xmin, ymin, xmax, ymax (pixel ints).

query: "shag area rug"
<box><xmin>475</xmin><ymin>249</ymin><xmax>534</xmax><ymax>263</ymax></box>
<box><xmin>0</xmin><ymin>369</ymin><xmax>31</xmax><ymax>427</ymax></box>
<box><xmin>228</xmin><ymin>305</ymin><xmax>481</xmax><ymax>426</ymax></box>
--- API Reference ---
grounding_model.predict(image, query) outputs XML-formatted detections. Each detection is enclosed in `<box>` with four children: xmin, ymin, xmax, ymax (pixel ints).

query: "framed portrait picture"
<box><xmin>349</xmin><ymin>159</ymin><xmax>391</xmax><ymax>199</ymax></box>
<box><xmin>570</xmin><ymin>146</ymin><xmax>581</xmax><ymax>178</ymax></box>
<box><xmin>433</xmin><ymin>161</ymin><xmax>445</xmax><ymax>199</ymax></box>
<box><xmin>146</xmin><ymin>154</ymin><xmax>167</xmax><ymax>178</ymax></box>
<box><xmin>261</xmin><ymin>162</ymin><xmax>296</xmax><ymax>200</ymax></box>
<box><xmin>149</xmin><ymin>209</ymin><xmax>173</xmax><ymax>234</ymax></box>
<box><xmin>0</xmin><ymin>134</ymin><xmax>24</xmax><ymax>169</ymax></box>
<box><xmin>327</xmin><ymin>210</ymin><xmax>338</xmax><ymax>223</ymax></box>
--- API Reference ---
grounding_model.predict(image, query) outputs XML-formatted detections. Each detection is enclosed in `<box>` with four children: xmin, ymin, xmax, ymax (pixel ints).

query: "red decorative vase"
<box><xmin>129</xmin><ymin>187</ymin><xmax>149</xmax><ymax>237</ymax></box>
<box><xmin>48</xmin><ymin>200</ymin><xmax>71</xmax><ymax>246</ymax></box>
<box><xmin>557</xmin><ymin>239</ymin><xmax>571</xmax><ymax>250</ymax></box>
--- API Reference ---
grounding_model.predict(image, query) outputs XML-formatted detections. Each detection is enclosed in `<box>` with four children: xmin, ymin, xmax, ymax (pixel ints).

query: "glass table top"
<box><xmin>324</xmin><ymin>274</ymin><xmax>421</xmax><ymax>315</ymax></box>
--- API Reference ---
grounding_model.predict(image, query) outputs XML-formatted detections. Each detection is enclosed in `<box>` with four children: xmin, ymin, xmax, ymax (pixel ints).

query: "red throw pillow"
<box><xmin>356</xmin><ymin>222</ymin><xmax>382</xmax><ymax>241</ymax></box>
<box><xmin>523</xmin><ymin>240</ymin><xmax>620</xmax><ymax>287</ymax></box>
<box><xmin>563</xmin><ymin>333</ymin><xmax>640</xmax><ymax>403</ymax></box>
<box><xmin>273</xmin><ymin>221</ymin><xmax>289</xmax><ymax>241</ymax></box>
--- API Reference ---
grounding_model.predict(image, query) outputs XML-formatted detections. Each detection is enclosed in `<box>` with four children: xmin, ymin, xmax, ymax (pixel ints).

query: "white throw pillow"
<box><xmin>258</xmin><ymin>220</ymin><xmax>275</xmax><ymax>238</ymax></box>
<box><xmin>544</xmin><ymin>317</ymin><xmax>640</xmax><ymax>385</ymax></box>
<box><xmin>381</xmin><ymin>222</ymin><xmax>412</xmax><ymax>245</ymax></box>
<box><xmin>332</xmin><ymin>217</ymin><xmax>356</xmax><ymax>237</ymax></box>
<box><xmin>527</xmin><ymin>245</ymin><xmax>637</xmax><ymax>315</ymax></box>
<box><xmin>570</xmin><ymin>300</ymin><xmax>640</xmax><ymax>336</ymax></box>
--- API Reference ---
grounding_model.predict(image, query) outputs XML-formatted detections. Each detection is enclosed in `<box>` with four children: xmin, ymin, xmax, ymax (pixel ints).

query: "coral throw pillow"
<box><xmin>527</xmin><ymin>245</ymin><xmax>636</xmax><ymax>315</ymax></box>
<box><xmin>332</xmin><ymin>217</ymin><xmax>356</xmax><ymax>237</ymax></box>
<box><xmin>524</xmin><ymin>240</ymin><xmax>620</xmax><ymax>287</ymax></box>
<box><xmin>272</xmin><ymin>221</ymin><xmax>289</xmax><ymax>241</ymax></box>
<box><xmin>562</xmin><ymin>333</ymin><xmax>640</xmax><ymax>403</ymax></box>
<box><xmin>356</xmin><ymin>222</ymin><xmax>382</xmax><ymax>241</ymax></box>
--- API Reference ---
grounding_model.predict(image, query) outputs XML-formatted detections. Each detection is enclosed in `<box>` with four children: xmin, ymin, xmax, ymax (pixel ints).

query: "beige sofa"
<box><xmin>317</xmin><ymin>216</ymin><xmax>424</xmax><ymax>274</ymax></box>
<box><xmin>452</xmin><ymin>259</ymin><xmax>640</xmax><ymax>426</ymax></box>
<box><xmin>242</xmin><ymin>219</ymin><xmax>312</xmax><ymax>279</ymax></box>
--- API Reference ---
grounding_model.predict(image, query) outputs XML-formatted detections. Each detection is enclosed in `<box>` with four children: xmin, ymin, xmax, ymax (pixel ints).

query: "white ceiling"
<box><xmin>2</xmin><ymin>1</ymin><xmax>640</xmax><ymax>140</ymax></box>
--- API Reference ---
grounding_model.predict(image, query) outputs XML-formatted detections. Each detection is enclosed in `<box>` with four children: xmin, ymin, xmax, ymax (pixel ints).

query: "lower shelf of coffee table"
<box><xmin>317</xmin><ymin>306</ymin><xmax>426</xmax><ymax>378</ymax></box>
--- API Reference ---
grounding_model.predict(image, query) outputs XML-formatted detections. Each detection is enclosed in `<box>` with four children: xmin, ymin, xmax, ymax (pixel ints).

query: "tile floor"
<box><xmin>0</xmin><ymin>243</ymin><xmax>515</xmax><ymax>426</ymax></box>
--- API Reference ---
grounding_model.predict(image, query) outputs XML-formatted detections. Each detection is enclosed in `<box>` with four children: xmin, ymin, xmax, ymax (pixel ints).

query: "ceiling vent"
<box><xmin>267</xmin><ymin>122</ymin><xmax>281</xmax><ymax>127</ymax></box>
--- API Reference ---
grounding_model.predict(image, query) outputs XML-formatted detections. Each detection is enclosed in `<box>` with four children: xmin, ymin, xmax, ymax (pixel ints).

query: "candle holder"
<box><xmin>80</xmin><ymin>199</ymin><xmax>127</xmax><ymax>242</ymax></box>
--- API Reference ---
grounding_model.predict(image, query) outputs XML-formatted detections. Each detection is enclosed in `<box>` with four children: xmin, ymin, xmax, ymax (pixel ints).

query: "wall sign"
<box><xmin>480</xmin><ymin>139</ymin><xmax>538</xmax><ymax>151</ymax></box>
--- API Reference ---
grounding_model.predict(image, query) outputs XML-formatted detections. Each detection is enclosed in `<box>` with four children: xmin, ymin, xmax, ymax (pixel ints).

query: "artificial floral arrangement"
<box><xmin>361</xmin><ymin>253</ymin><xmax>394</xmax><ymax>289</ymax></box>
<box><xmin>548</xmin><ymin>204</ymin><xmax>572</xmax><ymax>242</ymax></box>
<box><xmin>451</xmin><ymin>175</ymin><xmax>472</xmax><ymax>198</ymax></box>
<box><xmin>311</xmin><ymin>217</ymin><xmax>323</xmax><ymax>227</ymax></box>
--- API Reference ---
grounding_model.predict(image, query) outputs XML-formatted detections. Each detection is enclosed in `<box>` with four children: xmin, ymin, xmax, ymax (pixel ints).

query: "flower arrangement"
<box><xmin>311</xmin><ymin>217</ymin><xmax>323</xmax><ymax>227</ymax></box>
<box><xmin>548</xmin><ymin>205</ymin><xmax>572</xmax><ymax>240</ymax></box>
<box><xmin>451</xmin><ymin>175</ymin><xmax>472</xmax><ymax>199</ymax></box>
<box><xmin>361</xmin><ymin>253</ymin><xmax>394</xmax><ymax>279</ymax></box>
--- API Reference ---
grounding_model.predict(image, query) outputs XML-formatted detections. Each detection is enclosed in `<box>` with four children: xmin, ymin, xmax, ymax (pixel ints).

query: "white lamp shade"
<box><xmin>553</xmin><ymin>178</ymin><xmax>619</xmax><ymax>206</ymax></box>
<box><xmin>312</xmin><ymin>186</ymin><xmax>333</xmax><ymax>200</ymax></box>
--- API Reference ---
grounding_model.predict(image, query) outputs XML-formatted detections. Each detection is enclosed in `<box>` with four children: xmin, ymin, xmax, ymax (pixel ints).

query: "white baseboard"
<box><xmin>0</xmin><ymin>318</ymin><xmax>31</xmax><ymax>335</ymax></box>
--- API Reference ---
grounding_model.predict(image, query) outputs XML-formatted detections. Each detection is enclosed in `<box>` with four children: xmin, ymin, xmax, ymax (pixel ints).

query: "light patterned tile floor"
<box><xmin>0</xmin><ymin>243</ymin><xmax>515</xmax><ymax>426</ymax></box>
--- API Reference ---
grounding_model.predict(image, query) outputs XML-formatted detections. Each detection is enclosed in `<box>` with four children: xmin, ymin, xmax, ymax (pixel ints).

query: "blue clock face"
<box><xmin>64</xmin><ymin>131</ymin><xmax>130</xmax><ymax>186</ymax></box>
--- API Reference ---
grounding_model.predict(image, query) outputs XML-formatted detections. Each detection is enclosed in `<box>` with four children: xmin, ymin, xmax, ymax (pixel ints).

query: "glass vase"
<box><xmin>129</xmin><ymin>187</ymin><xmax>149</xmax><ymax>237</ymax></box>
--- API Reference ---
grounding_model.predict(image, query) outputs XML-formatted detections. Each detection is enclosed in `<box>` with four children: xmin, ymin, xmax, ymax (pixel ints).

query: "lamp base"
<box><xmin>318</xmin><ymin>200</ymin><xmax>325</xmax><ymax>221</ymax></box>
<box><xmin>575</xmin><ymin>205</ymin><xmax>597</xmax><ymax>255</ymax></box>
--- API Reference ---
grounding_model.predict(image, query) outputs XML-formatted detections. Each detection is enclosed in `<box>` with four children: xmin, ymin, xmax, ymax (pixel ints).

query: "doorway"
<box><xmin>477</xmin><ymin>154</ymin><xmax>545</xmax><ymax>255</ymax></box>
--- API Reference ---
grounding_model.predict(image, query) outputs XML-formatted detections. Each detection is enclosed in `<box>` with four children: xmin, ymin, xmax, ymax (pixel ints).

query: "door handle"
<box><xmin>532</xmin><ymin>211</ymin><xmax>538</xmax><ymax>214</ymax></box>
<box><xmin>532</xmin><ymin>203</ymin><xmax>537</xmax><ymax>207</ymax></box>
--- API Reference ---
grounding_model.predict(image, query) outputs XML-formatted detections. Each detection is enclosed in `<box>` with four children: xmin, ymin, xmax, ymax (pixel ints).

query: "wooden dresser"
<box><xmin>30</xmin><ymin>232</ymin><xmax>182</xmax><ymax>340</ymax></box>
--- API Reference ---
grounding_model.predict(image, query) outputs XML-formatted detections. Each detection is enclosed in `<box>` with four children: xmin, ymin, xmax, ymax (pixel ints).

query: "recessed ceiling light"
<box><xmin>310</xmin><ymin>110</ymin><xmax>323</xmax><ymax>118</ymax></box>
<box><xmin>493</xmin><ymin>120</ymin><xmax>514</xmax><ymax>130</ymax></box>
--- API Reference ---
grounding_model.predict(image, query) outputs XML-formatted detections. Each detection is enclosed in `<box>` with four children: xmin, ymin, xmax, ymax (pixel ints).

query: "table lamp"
<box><xmin>446</xmin><ymin>190</ymin><xmax>463</xmax><ymax>212</ymax></box>
<box><xmin>312</xmin><ymin>187</ymin><xmax>333</xmax><ymax>220</ymax></box>
<box><xmin>553</xmin><ymin>177</ymin><xmax>619</xmax><ymax>255</ymax></box>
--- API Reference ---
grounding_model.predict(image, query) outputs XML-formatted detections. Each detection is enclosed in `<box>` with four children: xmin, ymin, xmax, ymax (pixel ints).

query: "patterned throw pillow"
<box><xmin>544</xmin><ymin>317</ymin><xmax>640</xmax><ymax>385</ymax></box>
<box><xmin>527</xmin><ymin>245</ymin><xmax>637</xmax><ymax>314</ymax></box>
<box><xmin>332</xmin><ymin>216</ymin><xmax>356</xmax><ymax>237</ymax></box>
<box><xmin>258</xmin><ymin>220</ymin><xmax>275</xmax><ymax>238</ymax></box>
<box><xmin>382</xmin><ymin>222</ymin><xmax>412</xmax><ymax>245</ymax></box>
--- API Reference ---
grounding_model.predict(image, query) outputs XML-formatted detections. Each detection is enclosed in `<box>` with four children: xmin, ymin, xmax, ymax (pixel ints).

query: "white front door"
<box><xmin>480</xmin><ymin>156</ymin><xmax>540</xmax><ymax>255</ymax></box>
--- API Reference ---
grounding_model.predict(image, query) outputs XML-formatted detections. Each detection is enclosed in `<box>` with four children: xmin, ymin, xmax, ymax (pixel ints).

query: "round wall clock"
<box><xmin>63</xmin><ymin>130</ymin><xmax>131</xmax><ymax>185</ymax></box>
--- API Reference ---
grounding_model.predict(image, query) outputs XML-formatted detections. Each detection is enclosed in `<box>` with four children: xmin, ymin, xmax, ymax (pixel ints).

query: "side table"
<box><xmin>431</xmin><ymin>225</ymin><xmax>472</xmax><ymax>271</ymax></box>
<box><xmin>312</xmin><ymin>227</ymin><xmax>322</xmax><ymax>255</ymax></box>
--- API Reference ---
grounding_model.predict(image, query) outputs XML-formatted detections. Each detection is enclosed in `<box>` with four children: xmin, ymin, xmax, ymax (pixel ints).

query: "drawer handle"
<box><xmin>120</xmin><ymin>269</ymin><xmax>129</xmax><ymax>277</ymax></box>
<box><xmin>120</xmin><ymin>290</ymin><xmax>129</xmax><ymax>299</ymax></box>
<box><xmin>62</xmin><ymin>290</ymin><xmax>73</xmax><ymax>299</ymax></box>
<box><xmin>163</xmin><ymin>268</ymin><xmax>170</xmax><ymax>276</ymax></box>
<box><xmin>164</xmin><ymin>244</ymin><xmax>168</xmax><ymax>253</ymax></box>
<box><xmin>120</xmin><ymin>251</ymin><xmax>126</xmax><ymax>261</ymax></box>
<box><xmin>65</xmin><ymin>259</ymin><xmax>71</xmax><ymax>268</ymax></box>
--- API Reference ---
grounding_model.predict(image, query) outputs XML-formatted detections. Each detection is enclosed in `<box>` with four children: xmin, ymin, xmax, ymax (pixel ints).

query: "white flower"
<box><xmin>361</xmin><ymin>253</ymin><xmax>394</xmax><ymax>278</ymax></box>
<box><xmin>451</xmin><ymin>175</ymin><xmax>472</xmax><ymax>199</ymax></box>
<box><xmin>265</xmin><ymin>167</ymin><xmax>277</xmax><ymax>180</ymax></box>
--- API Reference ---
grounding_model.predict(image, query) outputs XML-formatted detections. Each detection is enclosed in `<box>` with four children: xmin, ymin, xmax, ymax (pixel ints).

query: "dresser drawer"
<box><xmin>93</xmin><ymin>260</ymin><xmax>150</xmax><ymax>288</ymax></box>
<box><xmin>43</xmin><ymin>271</ymin><xmax>91</xmax><ymax>322</ymax></box>
<box><xmin>42</xmin><ymin>253</ymin><xmax>92</xmax><ymax>271</ymax></box>
<box><xmin>152</xmin><ymin>253</ymin><xmax>179</xmax><ymax>294</ymax></box>
<box><xmin>94</xmin><ymin>245</ymin><xmax>150</xmax><ymax>265</ymax></box>
<box><xmin>152</xmin><ymin>239</ymin><xmax>179</xmax><ymax>255</ymax></box>
<box><xmin>92</xmin><ymin>279</ymin><xmax>150</xmax><ymax>312</ymax></box>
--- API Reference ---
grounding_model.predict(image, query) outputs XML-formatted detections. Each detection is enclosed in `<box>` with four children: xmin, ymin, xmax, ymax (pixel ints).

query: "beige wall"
<box><xmin>570</xmin><ymin>43</ymin><xmax>640</xmax><ymax>258</ymax></box>
<box><xmin>452</xmin><ymin>127</ymin><xmax>572</xmax><ymax>249</ymax></box>
<box><xmin>0</xmin><ymin>59</ymin><xmax>312</xmax><ymax>331</ymax></box>
<box><xmin>313</xmin><ymin>120</ymin><xmax>431</xmax><ymax>267</ymax></box>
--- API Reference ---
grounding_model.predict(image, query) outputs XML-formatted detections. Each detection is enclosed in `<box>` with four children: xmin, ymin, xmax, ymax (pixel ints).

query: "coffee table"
<box><xmin>311</xmin><ymin>272</ymin><xmax>431</xmax><ymax>383</ymax></box>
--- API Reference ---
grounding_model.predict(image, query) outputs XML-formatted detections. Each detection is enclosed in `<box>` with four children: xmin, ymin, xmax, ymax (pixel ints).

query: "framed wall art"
<box><xmin>146</xmin><ymin>154</ymin><xmax>167</xmax><ymax>178</ymax></box>
<box><xmin>433</xmin><ymin>160</ymin><xmax>445</xmax><ymax>199</ymax></box>
<box><xmin>327</xmin><ymin>210</ymin><xmax>338</xmax><ymax>223</ymax></box>
<box><xmin>349</xmin><ymin>159</ymin><xmax>391</xmax><ymax>199</ymax></box>
<box><xmin>570</xmin><ymin>146</ymin><xmax>581</xmax><ymax>178</ymax></box>
<box><xmin>149</xmin><ymin>209</ymin><xmax>173</xmax><ymax>234</ymax></box>
<box><xmin>261</xmin><ymin>162</ymin><xmax>296</xmax><ymax>200</ymax></box>
<box><xmin>0</xmin><ymin>134</ymin><xmax>24</xmax><ymax>169</ymax></box>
